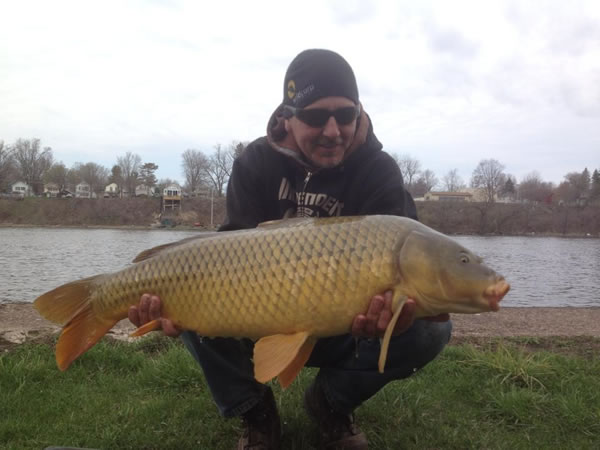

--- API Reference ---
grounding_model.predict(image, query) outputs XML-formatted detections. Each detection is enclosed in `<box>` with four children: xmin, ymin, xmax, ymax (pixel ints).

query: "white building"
<box><xmin>11</xmin><ymin>181</ymin><xmax>32</xmax><ymax>197</ymax></box>
<box><xmin>44</xmin><ymin>183</ymin><xmax>60</xmax><ymax>197</ymax></box>
<box><xmin>75</xmin><ymin>181</ymin><xmax>92</xmax><ymax>198</ymax></box>
<box><xmin>104</xmin><ymin>183</ymin><xmax>119</xmax><ymax>197</ymax></box>
<box><xmin>135</xmin><ymin>184</ymin><xmax>154</xmax><ymax>197</ymax></box>
<box><xmin>424</xmin><ymin>191</ymin><xmax>474</xmax><ymax>202</ymax></box>
<box><xmin>163</xmin><ymin>184</ymin><xmax>181</xmax><ymax>197</ymax></box>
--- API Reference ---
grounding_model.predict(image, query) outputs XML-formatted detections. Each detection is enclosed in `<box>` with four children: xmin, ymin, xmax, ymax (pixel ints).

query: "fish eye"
<box><xmin>460</xmin><ymin>254</ymin><xmax>470</xmax><ymax>264</ymax></box>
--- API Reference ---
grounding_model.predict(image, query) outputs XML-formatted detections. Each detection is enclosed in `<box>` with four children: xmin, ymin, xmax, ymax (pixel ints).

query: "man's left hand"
<box><xmin>351</xmin><ymin>291</ymin><xmax>449</xmax><ymax>338</ymax></box>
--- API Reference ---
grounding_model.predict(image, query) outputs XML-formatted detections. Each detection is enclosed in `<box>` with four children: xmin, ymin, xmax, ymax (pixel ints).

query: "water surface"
<box><xmin>1</xmin><ymin>228</ymin><xmax>598</xmax><ymax>307</ymax></box>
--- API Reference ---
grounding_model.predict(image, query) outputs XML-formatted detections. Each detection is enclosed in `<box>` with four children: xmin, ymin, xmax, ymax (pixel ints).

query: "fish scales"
<box><xmin>92</xmin><ymin>216</ymin><xmax>398</xmax><ymax>338</ymax></box>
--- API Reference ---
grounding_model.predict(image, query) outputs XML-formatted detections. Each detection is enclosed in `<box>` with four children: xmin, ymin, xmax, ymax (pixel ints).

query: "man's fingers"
<box><xmin>351</xmin><ymin>315</ymin><xmax>367</xmax><ymax>336</ymax></box>
<box><xmin>161</xmin><ymin>319</ymin><xmax>181</xmax><ymax>337</ymax></box>
<box><xmin>128</xmin><ymin>306</ymin><xmax>140</xmax><ymax>327</ymax></box>
<box><xmin>376</xmin><ymin>309</ymin><xmax>392</xmax><ymax>334</ymax></box>
<box><xmin>138</xmin><ymin>293</ymin><xmax>151</xmax><ymax>325</ymax></box>
<box><xmin>149</xmin><ymin>295</ymin><xmax>161</xmax><ymax>320</ymax></box>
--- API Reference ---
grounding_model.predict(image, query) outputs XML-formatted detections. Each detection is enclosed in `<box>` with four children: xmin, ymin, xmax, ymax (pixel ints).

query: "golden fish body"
<box><xmin>96</xmin><ymin>216</ymin><xmax>401</xmax><ymax>338</ymax></box>
<box><xmin>34</xmin><ymin>215</ymin><xmax>510</xmax><ymax>386</ymax></box>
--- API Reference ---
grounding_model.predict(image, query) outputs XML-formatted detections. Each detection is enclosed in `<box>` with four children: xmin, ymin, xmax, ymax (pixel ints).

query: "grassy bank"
<box><xmin>1</xmin><ymin>336</ymin><xmax>598</xmax><ymax>449</ymax></box>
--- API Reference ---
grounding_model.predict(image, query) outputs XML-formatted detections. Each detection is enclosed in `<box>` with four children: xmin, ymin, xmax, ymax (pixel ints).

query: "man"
<box><xmin>129</xmin><ymin>49</ymin><xmax>451</xmax><ymax>450</ymax></box>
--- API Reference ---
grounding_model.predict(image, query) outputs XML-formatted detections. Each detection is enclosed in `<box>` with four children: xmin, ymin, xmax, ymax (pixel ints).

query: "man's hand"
<box><xmin>351</xmin><ymin>291</ymin><xmax>450</xmax><ymax>338</ymax></box>
<box><xmin>128</xmin><ymin>294</ymin><xmax>181</xmax><ymax>338</ymax></box>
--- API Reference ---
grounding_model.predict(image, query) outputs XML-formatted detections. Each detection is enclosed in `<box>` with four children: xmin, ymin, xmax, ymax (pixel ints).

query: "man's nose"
<box><xmin>321</xmin><ymin>116</ymin><xmax>341</xmax><ymax>138</ymax></box>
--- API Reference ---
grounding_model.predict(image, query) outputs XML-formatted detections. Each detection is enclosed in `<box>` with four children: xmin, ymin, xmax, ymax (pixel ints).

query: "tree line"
<box><xmin>391</xmin><ymin>154</ymin><xmax>600</xmax><ymax>205</ymax></box>
<box><xmin>1</xmin><ymin>137</ymin><xmax>598</xmax><ymax>206</ymax></box>
<box><xmin>0</xmin><ymin>138</ymin><xmax>246</xmax><ymax>198</ymax></box>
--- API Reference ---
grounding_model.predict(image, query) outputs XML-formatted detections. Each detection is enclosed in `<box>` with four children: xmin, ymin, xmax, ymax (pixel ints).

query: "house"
<box><xmin>104</xmin><ymin>183</ymin><xmax>119</xmax><ymax>198</ymax></box>
<box><xmin>424</xmin><ymin>191</ymin><xmax>474</xmax><ymax>202</ymax></box>
<box><xmin>135</xmin><ymin>184</ymin><xmax>154</xmax><ymax>197</ymax></box>
<box><xmin>163</xmin><ymin>184</ymin><xmax>181</xmax><ymax>197</ymax></box>
<box><xmin>75</xmin><ymin>181</ymin><xmax>92</xmax><ymax>198</ymax></box>
<box><xmin>11</xmin><ymin>181</ymin><xmax>32</xmax><ymax>197</ymax></box>
<box><xmin>44</xmin><ymin>183</ymin><xmax>60</xmax><ymax>198</ymax></box>
<box><xmin>162</xmin><ymin>184</ymin><xmax>182</xmax><ymax>211</ymax></box>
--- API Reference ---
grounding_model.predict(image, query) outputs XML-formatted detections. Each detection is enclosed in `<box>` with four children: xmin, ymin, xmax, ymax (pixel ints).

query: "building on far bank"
<box><xmin>162</xmin><ymin>184</ymin><xmax>182</xmax><ymax>212</ymax></box>
<box><xmin>104</xmin><ymin>183</ymin><xmax>119</xmax><ymax>198</ymax></box>
<box><xmin>43</xmin><ymin>183</ymin><xmax>60</xmax><ymax>197</ymax></box>
<box><xmin>11</xmin><ymin>181</ymin><xmax>32</xmax><ymax>197</ymax></box>
<box><xmin>423</xmin><ymin>191</ymin><xmax>474</xmax><ymax>202</ymax></box>
<box><xmin>135</xmin><ymin>184</ymin><xmax>155</xmax><ymax>197</ymax></box>
<box><xmin>75</xmin><ymin>182</ymin><xmax>93</xmax><ymax>198</ymax></box>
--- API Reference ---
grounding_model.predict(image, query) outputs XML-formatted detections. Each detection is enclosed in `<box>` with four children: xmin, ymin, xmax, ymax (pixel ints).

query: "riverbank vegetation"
<box><xmin>1</xmin><ymin>335</ymin><xmax>598</xmax><ymax>449</ymax></box>
<box><xmin>1</xmin><ymin>196</ymin><xmax>598</xmax><ymax>236</ymax></box>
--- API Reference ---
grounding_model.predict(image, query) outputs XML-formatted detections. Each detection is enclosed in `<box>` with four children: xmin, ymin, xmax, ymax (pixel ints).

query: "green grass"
<box><xmin>1</xmin><ymin>336</ymin><xmax>599</xmax><ymax>449</ymax></box>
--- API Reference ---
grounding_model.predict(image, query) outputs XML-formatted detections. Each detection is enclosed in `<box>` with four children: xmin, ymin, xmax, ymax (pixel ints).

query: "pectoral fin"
<box><xmin>378</xmin><ymin>293</ymin><xmax>408</xmax><ymax>373</ymax></box>
<box><xmin>130</xmin><ymin>319</ymin><xmax>162</xmax><ymax>337</ymax></box>
<box><xmin>254</xmin><ymin>331</ymin><xmax>316</xmax><ymax>388</ymax></box>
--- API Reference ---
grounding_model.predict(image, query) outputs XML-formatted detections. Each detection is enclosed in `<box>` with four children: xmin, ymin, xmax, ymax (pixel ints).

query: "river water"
<box><xmin>1</xmin><ymin>228</ymin><xmax>598</xmax><ymax>307</ymax></box>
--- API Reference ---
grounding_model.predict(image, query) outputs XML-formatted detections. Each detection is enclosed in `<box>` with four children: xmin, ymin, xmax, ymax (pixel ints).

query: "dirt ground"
<box><xmin>2</xmin><ymin>303</ymin><xmax>599</xmax><ymax>355</ymax></box>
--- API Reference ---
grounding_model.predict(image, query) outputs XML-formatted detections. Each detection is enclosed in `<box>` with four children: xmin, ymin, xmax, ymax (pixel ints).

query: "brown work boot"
<box><xmin>237</xmin><ymin>387</ymin><xmax>281</xmax><ymax>450</ymax></box>
<box><xmin>304</xmin><ymin>381</ymin><xmax>368</xmax><ymax>450</ymax></box>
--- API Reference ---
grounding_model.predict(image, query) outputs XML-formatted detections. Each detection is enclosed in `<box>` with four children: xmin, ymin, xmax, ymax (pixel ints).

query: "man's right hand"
<box><xmin>128</xmin><ymin>294</ymin><xmax>181</xmax><ymax>337</ymax></box>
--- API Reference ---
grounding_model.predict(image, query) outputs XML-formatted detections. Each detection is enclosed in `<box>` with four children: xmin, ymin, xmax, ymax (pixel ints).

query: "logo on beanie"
<box><xmin>287</xmin><ymin>80</ymin><xmax>296</xmax><ymax>99</ymax></box>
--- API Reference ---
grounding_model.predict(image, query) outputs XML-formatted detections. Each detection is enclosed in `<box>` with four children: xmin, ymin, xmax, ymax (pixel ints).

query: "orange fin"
<box><xmin>253</xmin><ymin>331</ymin><xmax>315</xmax><ymax>388</ymax></box>
<box><xmin>56</xmin><ymin>302</ymin><xmax>118</xmax><ymax>371</ymax></box>
<box><xmin>277</xmin><ymin>337</ymin><xmax>316</xmax><ymax>388</ymax></box>
<box><xmin>130</xmin><ymin>319</ymin><xmax>162</xmax><ymax>337</ymax></box>
<box><xmin>34</xmin><ymin>275</ymin><xmax>104</xmax><ymax>325</ymax></box>
<box><xmin>34</xmin><ymin>274</ymin><xmax>121</xmax><ymax>371</ymax></box>
<box><xmin>378</xmin><ymin>293</ymin><xmax>408</xmax><ymax>373</ymax></box>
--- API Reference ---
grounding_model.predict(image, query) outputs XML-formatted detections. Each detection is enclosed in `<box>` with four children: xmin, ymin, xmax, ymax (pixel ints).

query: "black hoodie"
<box><xmin>220</xmin><ymin>107</ymin><xmax>417</xmax><ymax>231</ymax></box>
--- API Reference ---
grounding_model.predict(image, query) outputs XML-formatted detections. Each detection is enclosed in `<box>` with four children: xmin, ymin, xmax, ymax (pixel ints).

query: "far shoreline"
<box><xmin>0</xmin><ymin>222</ymin><xmax>597</xmax><ymax>238</ymax></box>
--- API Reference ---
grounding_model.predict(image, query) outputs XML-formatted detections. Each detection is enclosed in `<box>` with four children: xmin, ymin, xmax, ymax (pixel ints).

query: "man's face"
<box><xmin>285</xmin><ymin>96</ymin><xmax>358</xmax><ymax>169</ymax></box>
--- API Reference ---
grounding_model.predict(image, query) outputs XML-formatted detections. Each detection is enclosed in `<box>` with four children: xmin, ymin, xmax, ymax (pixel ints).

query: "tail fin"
<box><xmin>34</xmin><ymin>275</ymin><xmax>117</xmax><ymax>371</ymax></box>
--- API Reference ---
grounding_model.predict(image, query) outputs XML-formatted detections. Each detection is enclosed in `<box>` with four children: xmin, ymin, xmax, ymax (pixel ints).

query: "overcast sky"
<box><xmin>1</xmin><ymin>0</ymin><xmax>599</xmax><ymax>187</ymax></box>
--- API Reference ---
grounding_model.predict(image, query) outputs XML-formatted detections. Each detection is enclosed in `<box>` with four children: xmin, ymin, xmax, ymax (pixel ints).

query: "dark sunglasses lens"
<box><xmin>296</xmin><ymin>107</ymin><xmax>358</xmax><ymax>127</ymax></box>
<box><xmin>296</xmin><ymin>109</ymin><xmax>330</xmax><ymax>127</ymax></box>
<box><xmin>333</xmin><ymin>107</ymin><xmax>358</xmax><ymax>125</ymax></box>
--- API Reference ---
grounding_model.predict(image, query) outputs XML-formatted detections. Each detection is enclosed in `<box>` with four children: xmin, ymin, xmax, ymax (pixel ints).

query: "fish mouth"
<box><xmin>483</xmin><ymin>279</ymin><xmax>510</xmax><ymax>312</ymax></box>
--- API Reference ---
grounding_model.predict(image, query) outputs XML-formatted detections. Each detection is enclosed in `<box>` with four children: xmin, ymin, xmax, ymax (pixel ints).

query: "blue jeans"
<box><xmin>181</xmin><ymin>319</ymin><xmax>452</xmax><ymax>417</ymax></box>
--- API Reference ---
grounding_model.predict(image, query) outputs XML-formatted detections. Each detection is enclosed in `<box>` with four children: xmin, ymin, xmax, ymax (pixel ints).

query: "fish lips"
<box><xmin>483</xmin><ymin>279</ymin><xmax>511</xmax><ymax>311</ymax></box>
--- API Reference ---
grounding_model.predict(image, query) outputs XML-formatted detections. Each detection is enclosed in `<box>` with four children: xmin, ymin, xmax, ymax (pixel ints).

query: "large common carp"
<box><xmin>34</xmin><ymin>215</ymin><xmax>509</xmax><ymax>387</ymax></box>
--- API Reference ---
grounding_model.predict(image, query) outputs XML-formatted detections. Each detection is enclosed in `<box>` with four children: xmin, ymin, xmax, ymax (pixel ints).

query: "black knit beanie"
<box><xmin>283</xmin><ymin>49</ymin><xmax>359</xmax><ymax>108</ymax></box>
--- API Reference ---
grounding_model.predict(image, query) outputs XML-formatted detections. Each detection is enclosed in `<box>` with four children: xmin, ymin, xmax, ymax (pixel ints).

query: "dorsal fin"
<box><xmin>257</xmin><ymin>218</ymin><xmax>312</xmax><ymax>229</ymax></box>
<box><xmin>132</xmin><ymin>232</ymin><xmax>220</xmax><ymax>263</ymax></box>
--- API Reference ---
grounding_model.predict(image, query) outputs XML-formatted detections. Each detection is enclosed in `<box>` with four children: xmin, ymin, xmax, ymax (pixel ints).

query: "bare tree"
<box><xmin>471</xmin><ymin>159</ymin><xmax>506</xmax><ymax>203</ymax></box>
<box><xmin>391</xmin><ymin>153</ymin><xmax>421</xmax><ymax>187</ymax></box>
<box><xmin>418</xmin><ymin>169</ymin><xmax>438</xmax><ymax>193</ymax></box>
<box><xmin>117</xmin><ymin>152</ymin><xmax>142</xmax><ymax>197</ymax></box>
<box><xmin>75</xmin><ymin>162</ymin><xmax>109</xmax><ymax>196</ymax></box>
<box><xmin>204</xmin><ymin>144</ymin><xmax>234</xmax><ymax>196</ymax></box>
<box><xmin>442</xmin><ymin>169</ymin><xmax>466</xmax><ymax>192</ymax></box>
<box><xmin>13</xmin><ymin>138</ymin><xmax>53</xmax><ymax>194</ymax></box>
<box><xmin>44</xmin><ymin>162</ymin><xmax>69</xmax><ymax>190</ymax></box>
<box><xmin>182</xmin><ymin>149</ymin><xmax>209</xmax><ymax>194</ymax></box>
<box><xmin>518</xmin><ymin>172</ymin><xmax>554</xmax><ymax>204</ymax></box>
<box><xmin>0</xmin><ymin>140</ymin><xmax>17</xmax><ymax>192</ymax></box>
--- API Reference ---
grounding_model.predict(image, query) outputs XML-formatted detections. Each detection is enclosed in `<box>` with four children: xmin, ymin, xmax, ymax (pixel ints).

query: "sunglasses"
<box><xmin>283</xmin><ymin>104</ymin><xmax>360</xmax><ymax>128</ymax></box>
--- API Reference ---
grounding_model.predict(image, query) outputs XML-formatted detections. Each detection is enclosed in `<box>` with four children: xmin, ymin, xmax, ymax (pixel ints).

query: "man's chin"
<box><xmin>312</xmin><ymin>157</ymin><xmax>343</xmax><ymax>169</ymax></box>
<box><xmin>311</xmin><ymin>150</ymin><xmax>344</xmax><ymax>168</ymax></box>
